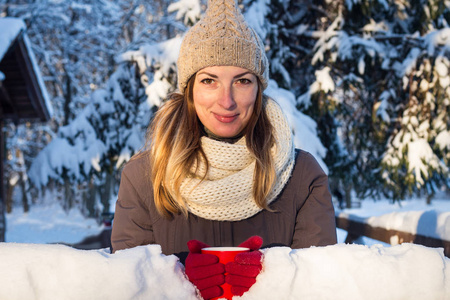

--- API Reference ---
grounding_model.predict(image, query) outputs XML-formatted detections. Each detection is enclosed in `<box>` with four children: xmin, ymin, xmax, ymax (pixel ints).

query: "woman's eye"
<box><xmin>237</xmin><ymin>78</ymin><xmax>252</xmax><ymax>84</ymax></box>
<box><xmin>201</xmin><ymin>78</ymin><xmax>215</xmax><ymax>84</ymax></box>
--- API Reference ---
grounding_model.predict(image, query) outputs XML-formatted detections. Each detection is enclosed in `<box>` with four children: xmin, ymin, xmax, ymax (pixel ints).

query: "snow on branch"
<box><xmin>168</xmin><ymin>0</ymin><xmax>202</xmax><ymax>26</ymax></box>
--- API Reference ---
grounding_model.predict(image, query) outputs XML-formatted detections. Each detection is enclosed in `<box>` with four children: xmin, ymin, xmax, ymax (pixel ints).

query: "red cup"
<box><xmin>201</xmin><ymin>246</ymin><xmax>250</xmax><ymax>300</ymax></box>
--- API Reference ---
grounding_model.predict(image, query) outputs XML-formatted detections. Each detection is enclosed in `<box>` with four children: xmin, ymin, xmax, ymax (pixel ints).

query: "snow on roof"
<box><xmin>0</xmin><ymin>17</ymin><xmax>26</xmax><ymax>62</ymax></box>
<box><xmin>23</xmin><ymin>34</ymin><xmax>54</xmax><ymax>118</ymax></box>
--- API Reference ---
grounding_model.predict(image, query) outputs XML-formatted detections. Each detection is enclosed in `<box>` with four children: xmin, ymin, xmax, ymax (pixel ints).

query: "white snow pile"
<box><xmin>0</xmin><ymin>243</ymin><xmax>196</xmax><ymax>300</ymax></box>
<box><xmin>0</xmin><ymin>243</ymin><xmax>448</xmax><ymax>300</ymax></box>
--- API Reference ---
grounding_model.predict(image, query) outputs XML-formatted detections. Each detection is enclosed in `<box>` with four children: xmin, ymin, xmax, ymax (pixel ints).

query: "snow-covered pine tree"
<box><xmin>381</xmin><ymin>48</ymin><xmax>450</xmax><ymax>202</ymax></box>
<box><xmin>304</xmin><ymin>0</ymin><xmax>450</xmax><ymax>202</ymax></box>
<box><xmin>28</xmin><ymin>62</ymin><xmax>148</xmax><ymax>215</ymax></box>
<box><xmin>309</xmin><ymin>0</ymin><xmax>396</xmax><ymax>203</ymax></box>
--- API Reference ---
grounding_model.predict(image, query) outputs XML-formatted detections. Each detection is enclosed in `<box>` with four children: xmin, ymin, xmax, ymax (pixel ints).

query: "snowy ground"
<box><xmin>5</xmin><ymin>203</ymin><xmax>104</xmax><ymax>244</ymax></box>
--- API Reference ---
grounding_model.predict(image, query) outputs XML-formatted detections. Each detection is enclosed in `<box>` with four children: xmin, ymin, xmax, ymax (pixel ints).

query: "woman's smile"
<box><xmin>213</xmin><ymin>112</ymin><xmax>239</xmax><ymax>123</ymax></box>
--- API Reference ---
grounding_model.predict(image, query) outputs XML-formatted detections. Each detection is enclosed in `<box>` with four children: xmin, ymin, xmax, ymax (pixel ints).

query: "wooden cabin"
<box><xmin>0</xmin><ymin>17</ymin><xmax>52</xmax><ymax>241</ymax></box>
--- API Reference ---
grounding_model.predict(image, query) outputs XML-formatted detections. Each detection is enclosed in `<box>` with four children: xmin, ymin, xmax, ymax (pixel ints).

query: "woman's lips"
<box><xmin>213</xmin><ymin>113</ymin><xmax>238</xmax><ymax>123</ymax></box>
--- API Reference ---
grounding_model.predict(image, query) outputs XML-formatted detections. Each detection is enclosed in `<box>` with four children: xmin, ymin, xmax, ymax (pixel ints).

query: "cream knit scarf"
<box><xmin>180</xmin><ymin>98</ymin><xmax>295</xmax><ymax>221</ymax></box>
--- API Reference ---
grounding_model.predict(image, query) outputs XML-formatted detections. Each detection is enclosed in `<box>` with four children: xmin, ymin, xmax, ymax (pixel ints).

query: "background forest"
<box><xmin>1</xmin><ymin>0</ymin><xmax>449</xmax><ymax>225</ymax></box>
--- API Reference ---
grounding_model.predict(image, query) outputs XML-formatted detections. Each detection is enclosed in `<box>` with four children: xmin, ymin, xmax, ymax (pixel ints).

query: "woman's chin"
<box><xmin>214</xmin><ymin>130</ymin><xmax>241</xmax><ymax>139</ymax></box>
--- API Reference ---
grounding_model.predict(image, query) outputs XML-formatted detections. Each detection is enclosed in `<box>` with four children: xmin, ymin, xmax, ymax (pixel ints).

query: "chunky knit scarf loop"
<box><xmin>180</xmin><ymin>98</ymin><xmax>295</xmax><ymax>221</ymax></box>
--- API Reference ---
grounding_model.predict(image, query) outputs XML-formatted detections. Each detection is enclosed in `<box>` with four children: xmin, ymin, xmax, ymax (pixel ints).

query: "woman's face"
<box><xmin>192</xmin><ymin>66</ymin><xmax>258</xmax><ymax>138</ymax></box>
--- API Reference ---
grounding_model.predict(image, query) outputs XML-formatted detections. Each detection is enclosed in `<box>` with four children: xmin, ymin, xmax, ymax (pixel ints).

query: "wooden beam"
<box><xmin>336</xmin><ymin>216</ymin><xmax>450</xmax><ymax>258</ymax></box>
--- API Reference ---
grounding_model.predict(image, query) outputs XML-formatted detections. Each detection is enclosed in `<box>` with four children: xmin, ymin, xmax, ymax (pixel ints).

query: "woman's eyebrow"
<box><xmin>233</xmin><ymin>72</ymin><xmax>252</xmax><ymax>78</ymax></box>
<box><xmin>197</xmin><ymin>72</ymin><xmax>218</xmax><ymax>78</ymax></box>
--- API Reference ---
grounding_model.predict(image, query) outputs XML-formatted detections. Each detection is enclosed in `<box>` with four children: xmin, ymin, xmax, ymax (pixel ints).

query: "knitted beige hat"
<box><xmin>177</xmin><ymin>0</ymin><xmax>269</xmax><ymax>92</ymax></box>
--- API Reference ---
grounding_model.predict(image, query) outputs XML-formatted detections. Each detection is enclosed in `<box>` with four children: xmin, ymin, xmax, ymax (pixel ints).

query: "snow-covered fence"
<box><xmin>336</xmin><ymin>214</ymin><xmax>450</xmax><ymax>258</ymax></box>
<box><xmin>0</xmin><ymin>243</ymin><xmax>448</xmax><ymax>300</ymax></box>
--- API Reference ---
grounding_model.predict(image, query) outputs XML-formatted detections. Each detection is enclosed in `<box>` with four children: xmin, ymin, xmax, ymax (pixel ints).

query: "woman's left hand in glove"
<box><xmin>225</xmin><ymin>236</ymin><xmax>264</xmax><ymax>296</ymax></box>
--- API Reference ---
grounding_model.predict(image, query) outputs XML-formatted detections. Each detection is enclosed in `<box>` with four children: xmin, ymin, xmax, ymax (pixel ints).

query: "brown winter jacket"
<box><xmin>111</xmin><ymin>149</ymin><xmax>337</xmax><ymax>259</ymax></box>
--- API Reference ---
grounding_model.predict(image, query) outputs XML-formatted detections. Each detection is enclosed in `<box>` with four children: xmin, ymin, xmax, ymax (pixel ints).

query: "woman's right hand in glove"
<box><xmin>184</xmin><ymin>240</ymin><xmax>225</xmax><ymax>299</ymax></box>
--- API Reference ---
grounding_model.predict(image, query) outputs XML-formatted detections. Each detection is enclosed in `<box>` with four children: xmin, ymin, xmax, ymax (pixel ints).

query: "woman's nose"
<box><xmin>218</xmin><ymin>85</ymin><xmax>236</xmax><ymax>110</ymax></box>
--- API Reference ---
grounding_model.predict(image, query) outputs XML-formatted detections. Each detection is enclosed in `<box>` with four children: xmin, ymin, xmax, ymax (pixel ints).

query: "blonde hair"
<box><xmin>146</xmin><ymin>76</ymin><xmax>275</xmax><ymax>217</ymax></box>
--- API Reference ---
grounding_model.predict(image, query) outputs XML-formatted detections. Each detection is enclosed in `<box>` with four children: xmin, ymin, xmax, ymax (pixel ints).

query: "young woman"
<box><xmin>111</xmin><ymin>0</ymin><xmax>337</xmax><ymax>298</ymax></box>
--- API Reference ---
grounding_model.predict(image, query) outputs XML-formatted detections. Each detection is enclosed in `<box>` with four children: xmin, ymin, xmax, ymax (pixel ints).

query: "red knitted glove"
<box><xmin>185</xmin><ymin>240</ymin><xmax>225</xmax><ymax>300</ymax></box>
<box><xmin>225</xmin><ymin>236</ymin><xmax>263</xmax><ymax>296</ymax></box>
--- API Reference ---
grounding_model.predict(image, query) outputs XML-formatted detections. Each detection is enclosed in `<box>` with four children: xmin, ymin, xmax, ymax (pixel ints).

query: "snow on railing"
<box><xmin>336</xmin><ymin>212</ymin><xmax>450</xmax><ymax>258</ymax></box>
